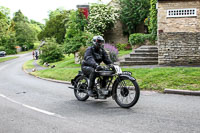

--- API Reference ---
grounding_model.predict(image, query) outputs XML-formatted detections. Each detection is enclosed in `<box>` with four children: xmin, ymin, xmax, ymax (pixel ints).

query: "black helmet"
<box><xmin>92</xmin><ymin>36</ymin><xmax>105</xmax><ymax>50</ymax></box>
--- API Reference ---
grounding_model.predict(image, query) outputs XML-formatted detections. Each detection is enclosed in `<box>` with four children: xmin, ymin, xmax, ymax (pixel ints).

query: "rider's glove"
<box><xmin>108</xmin><ymin>64</ymin><xmax>114</xmax><ymax>69</ymax></box>
<box><xmin>96</xmin><ymin>65</ymin><xmax>104</xmax><ymax>71</ymax></box>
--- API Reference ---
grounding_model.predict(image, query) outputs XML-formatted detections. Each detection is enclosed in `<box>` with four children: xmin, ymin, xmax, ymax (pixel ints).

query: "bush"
<box><xmin>129</xmin><ymin>33</ymin><xmax>153</xmax><ymax>46</ymax></box>
<box><xmin>116</xmin><ymin>43</ymin><xmax>132</xmax><ymax>51</ymax></box>
<box><xmin>40</xmin><ymin>38</ymin><xmax>64</xmax><ymax>63</ymax></box>
<box><xmin>63</xmin><ymin>32</ymin><xmax>94</xmax><ymax>55</ymax></box>
<box><xmin>77</xmin><ymin>46</ymin><xmax>88</xmax><ymax>63</ymax></box>
<box><xmin>86</xmin><ymin>4</ymin><xmax>119</xmax><ymax>35</ymax></box>
<box><xmin>104</xmin><ymin>43</ymin><xmax>118</xmax><ymax>62</ymax></box>
<box><xmin>63</xmin><ymin>10</ymin><xmax>94</xmax><ymax>55</ymax></box>
<box><xmin>0</xmin><ymin>46</ymin><xmax>5</xmax><ymax>51</ymax></box>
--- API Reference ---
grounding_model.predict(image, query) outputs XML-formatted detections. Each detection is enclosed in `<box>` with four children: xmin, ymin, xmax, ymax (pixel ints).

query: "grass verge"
<box><xmin>118</xmin><ymin>50</ymin><xmax>132</xmax><ymax>57</ymax></box>
<box><xmin>31</xmin><ymin>66</ymin><xmax>200</xmax><ymax>91</ymax></box>
<box><xmin>23</xmin><ymin>59</ymin><xmax>35</xmax><ymax>70</ymax></box>
<box><xmin>24</xmin><ymin>50</ymin><xmax>200</xmax><ymax>91</ymax></box>
<box><xmin>0</xmin><ymin>56</ymin><xmax>18</xmax><ymax>63</ymax></box>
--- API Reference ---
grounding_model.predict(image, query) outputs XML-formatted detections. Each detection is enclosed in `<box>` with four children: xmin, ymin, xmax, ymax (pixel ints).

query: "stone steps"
<box><xmin>119</xmin><ymin>45</ymin><xmax>158</xmax><ymax>66</ymax></box>
<box><xmin>125</xmin><ymin>57</ymin><xmax>158</xmax><ymax>61</ymax></box>
<box><xmin>130</xmin><ymin>53</ymin><xmax>158</xmax><ymax>57</ymax></box>
<box><xmin>120</xmin><ymin>61</ymin><xmax>158</xmax><ymax>66</ymax></box>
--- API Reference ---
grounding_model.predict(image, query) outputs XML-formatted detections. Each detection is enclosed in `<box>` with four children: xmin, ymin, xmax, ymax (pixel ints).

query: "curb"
<box><xmin>23</xmin><ymin>68</ymin><xmax>71</xmax><ymax>85</ymax></box>
<box><xmin>164</xmin><ymin>88</ymin><xmax>200</xmax><ymax>96</ymax></box>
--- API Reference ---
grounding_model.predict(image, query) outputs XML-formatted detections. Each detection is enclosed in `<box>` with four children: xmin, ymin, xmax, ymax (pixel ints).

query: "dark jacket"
<box><xmin>82</xmin><ymin>46</ymin><xmax>112</xmax><ymax>68</ymax></box>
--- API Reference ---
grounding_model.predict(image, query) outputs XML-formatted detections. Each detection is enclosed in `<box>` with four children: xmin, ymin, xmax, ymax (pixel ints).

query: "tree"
<box><xmin>0</xmin><ymin>8</ymin><xmax>17</xmax><ymax>54</ymax></box>
<box><xmin>12</xmin><ymin>10</ymin><xmax>29</xmax><ymax>23</ymax></box>
<box><xmin>119</xmin><ymin>0</ymin><xmax>150</xmax><ymax>35</ymax></box>
<box><xmin>12</xmin><ymin>10</ymin><xmax>36</xmax><ymax>49</ymax></box>
<box><xmin>30</xmin><ymin>19</ymin><xmax>44</xmax><ymax>30</ymax></box>
<box><xmin>38</xmin><ymin>9</ymin><xmax>70</xmax><ymax>44</ymax></box>
<box><xmin>86</xmin><ymin>4</ymin><xmax>119</xmax><ymax>36</ymax></box>
<box><xmin>63</xmin><ymin>10</ymin><xmax>94</xmax><ymax>55</ymax></box>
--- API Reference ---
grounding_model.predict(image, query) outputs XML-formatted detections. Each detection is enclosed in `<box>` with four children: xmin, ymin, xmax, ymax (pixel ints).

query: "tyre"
<box><xmin>74</xmin><ymin>76</ymin><xmax>89</xmax><ymax>101</ymax></box>
<box><xmin>113</xmin><ymin>76</ymin><xmax>140</xmax><ymax>108</ymax></box>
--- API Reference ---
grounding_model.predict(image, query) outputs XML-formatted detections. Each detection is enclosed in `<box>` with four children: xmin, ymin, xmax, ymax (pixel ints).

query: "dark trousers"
<box><xmin>81</xmin><ymin>66</ymin><xmax>107</xmax><ymax>90</ymax></box>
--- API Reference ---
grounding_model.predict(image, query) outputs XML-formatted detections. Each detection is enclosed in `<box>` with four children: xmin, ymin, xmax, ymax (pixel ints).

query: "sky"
<box><xmin>0</xmin><ymin>0</ymin><xmax>111</xmax><ymax>24</ymax></box>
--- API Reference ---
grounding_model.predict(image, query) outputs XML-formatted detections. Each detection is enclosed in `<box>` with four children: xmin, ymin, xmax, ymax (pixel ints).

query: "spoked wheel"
<box><xmin>114</xmin><ymin>77</ymin><xmax>140</xmax><ymax>108</ymax></box>
<box><xmin>74</xmin><ymin>76</ymin><xmax>89</xmax><ymax>101</ymax></box>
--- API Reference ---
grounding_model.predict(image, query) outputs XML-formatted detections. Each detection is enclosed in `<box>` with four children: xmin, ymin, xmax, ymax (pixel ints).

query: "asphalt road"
<box><xmin>0</xmin><ymin>53</ymin><xmax>200</xmax><ymax>133</ymax></box>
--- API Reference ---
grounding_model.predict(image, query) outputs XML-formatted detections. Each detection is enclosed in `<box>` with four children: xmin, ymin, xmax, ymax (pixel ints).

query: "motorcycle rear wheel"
<box><xmin>74</xmin><ymin>76</ymin><xmax>89</xmax><ymax>101</ymax></box>
<box><xmin>113</xmin><ymin>76</ymin><xmax>140</xmax><ymax>108</ymax></box>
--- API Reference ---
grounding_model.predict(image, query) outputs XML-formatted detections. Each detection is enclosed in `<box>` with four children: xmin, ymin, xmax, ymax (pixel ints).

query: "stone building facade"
<box><xmin>104</xmin><ymin>0</ymin><xmax>129</xmax><ymax>44</ymax></box>
<box><xmin>158</xmin><ymin>0</ymin><xmax>200</xmax><ymax>65</ymax></box>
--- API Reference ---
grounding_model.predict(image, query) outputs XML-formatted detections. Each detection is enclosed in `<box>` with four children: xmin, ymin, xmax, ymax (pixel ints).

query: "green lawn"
<box><xmin>0</xmin><ymin>56</ymin><xmax>18</xmax><ymax>63</ymax></box>
<box><xmin>118</xmin><ymin>50</ymin><xmax>132</xmax><ymax>57</ymax></box>
<box><xmin>24</xmin><ymin>50</ymin><xmax>200</xmax><ymax>91</ymax></box>
<box><xmin>122</xmin><ymin>67</ymin><xmax>200</xmax><ymax>91</ymax></box>
<box><xmin>23</xmin><ymin>59</ymin><xmax>35</xmax><ymax>69</ymax></box>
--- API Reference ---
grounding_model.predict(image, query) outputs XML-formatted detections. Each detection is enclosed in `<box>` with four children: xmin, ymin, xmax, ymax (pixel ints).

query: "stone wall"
<box><xmin>158</xmin><ymin>0</ymin><xmax>200</xmax><ymax>65</ymax></box>
<box><xmin>104</xmin><ymin>0</ymin><xmax>128</xmax><ymax>44</ymax></box>
<box><xmin>159</xmin><ymin>32</ymin><xmax>200</xmax><ymax>65</ymax></box>
<box><xmin>104</xmin><ymin>21</ymin><xmax>128</xmax><ymax>44</ymax></box>
<box><xmin>158</xmin><ymin>0</ymin><xmax>200</xmax><ymax>32</ymax></box>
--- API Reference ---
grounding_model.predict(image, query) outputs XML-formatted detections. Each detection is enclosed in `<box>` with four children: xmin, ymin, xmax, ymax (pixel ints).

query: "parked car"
<box><xmin>0</xmin><ymin>51</ymin><xmax>6</xmax><ymax>57</ymax></box>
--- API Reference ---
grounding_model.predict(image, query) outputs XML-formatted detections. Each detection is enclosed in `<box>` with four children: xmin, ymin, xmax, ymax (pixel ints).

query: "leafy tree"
<box><xmin>38</xmin><ymin>9</ymin><xmax>70</xmax><ymax>44</ymax></box>
<box><xmin>0</xmin><ymin>12</ymin><xmax>8</xmax><ymax>35</ymax></box>
<box><xmin>40</xmin><ymin>38</ymin><xmax>64</xmax><ymax>63</ymax></box>
<box><xmin>119</xmin><ymin>0</ymin><xmax>150</xmax><ymax>35</ymax></box>
<box><xmin>12</xmin><ymin>10</ymin><xmax>29</xmax><ymax>23</ymax></box>
<box><xmin>12</xmin><ymin>10</ymin><xmax>36</xmax><ymax>49</ymax></box>
<box><xmin>30</xmin><ymin>19</ymin><xmax>44</xmax><ymax>30</ymax></box>
<box><xmin>63</xmin><ymin>10</ymin><xmax>94</xmax><ymax>55</ymax></box>
<box><xmin>0</xmin><ymin>7</ymin><xmax>17</xmax><ymax>54</ymax></box>
<box><xmin>86</xmin><ymin>4</ymin><xmax>119</xmax><ymax>36</ymax></box>
<box><xmin>48</xmin><ymin>8</ymin><xmax>66</xmax><ymax>19</ymax></box>
<box><xmin>0</xmin><ymin>6</ymin><xmax>10</xmax><ymax>23</ymax></box>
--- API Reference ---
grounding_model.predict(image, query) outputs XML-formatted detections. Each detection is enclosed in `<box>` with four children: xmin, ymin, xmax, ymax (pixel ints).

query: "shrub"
<box><xmin>104</xmin><ymin>43</ymin><xmax>118</xmax><ymax>62</ymax></box>
<box><xmin>129</xmin><ymin>33</ymin><xmax>153</xmax><ymax>46</ymax></box>
<box><xmin>86</xmin><ymin>4</ymin><xmax>119</xmax><ymax>36</ymax></box>
<box><xmin>77</xmin><ymin>46</ymin><xmax>88</xmax><ymax>63</ymax></box>
<box><xmin>63</xmin><ymin>10</ymin><xmax>94</xmax><ymax>55</ymax></box>
<box><xmin>40</xmin><ymin>38</ymin><xmax>64</xmax><ymax>63</ymax></box>
<box><xmin>0</xmin><ymin>46</ymin><xmax>5</xmax><ymax>51</ymax></box>
<box><xmin>116</xmin><ymin>43</ymin><xmax>132</xmax><ymax>51</ymax></box>
<box><xmin>63</xmin><ymin>31</ymin><xmax>94</xmax><ymax>55</ymax></box>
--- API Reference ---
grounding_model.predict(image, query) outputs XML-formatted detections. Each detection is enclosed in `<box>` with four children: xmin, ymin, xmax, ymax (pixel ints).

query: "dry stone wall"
<box><xmin>159</xmin><ymin>32</ymin><xmax>200</xmax><ymax>65</ymax></box>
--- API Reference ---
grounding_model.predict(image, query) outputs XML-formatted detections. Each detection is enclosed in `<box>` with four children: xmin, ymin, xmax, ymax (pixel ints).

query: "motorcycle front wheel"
<box><xmin>113</xmin><ymin>76</ymin><xmax>140</xmax><ymax>108</ymax></box>
<box><xmin>74</xmin><ymin>76</ymin><xmax>89</xmax><ymax>101</ymax></box>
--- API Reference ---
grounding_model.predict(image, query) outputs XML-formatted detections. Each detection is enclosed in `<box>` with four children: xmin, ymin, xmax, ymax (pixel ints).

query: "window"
<box><xmin>167</xmin><ymin>8</ymin><xmax>197</xmax><ymax>17</ymax></box>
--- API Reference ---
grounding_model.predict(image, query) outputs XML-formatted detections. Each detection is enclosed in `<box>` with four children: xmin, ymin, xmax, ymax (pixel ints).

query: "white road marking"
<box><xmin>0</xmin><ymin>93</ymin><xmax>65</xmax><ymax>119</ymax></box>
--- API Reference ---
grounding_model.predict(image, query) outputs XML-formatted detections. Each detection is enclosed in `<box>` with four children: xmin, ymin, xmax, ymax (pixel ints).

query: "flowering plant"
<box><xmin>86</xmin><ymin>4</ymin><xmax>119</xmax><ymax>36</ymax></box>
<box><xmin>104</xmin><ymin>43</ymin><xmax>118</xmax><ymax>62</ymax></box>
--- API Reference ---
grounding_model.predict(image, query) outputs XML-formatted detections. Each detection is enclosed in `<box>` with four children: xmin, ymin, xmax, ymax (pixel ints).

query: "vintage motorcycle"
<box><xmin>70</xmin><ymin>65</ymin><xmax>140</xmax><ymax>108</ymax></box>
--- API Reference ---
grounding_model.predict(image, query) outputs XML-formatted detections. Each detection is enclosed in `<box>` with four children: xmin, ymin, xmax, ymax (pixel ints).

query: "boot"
<box><xmin>88</xmin><ymin>88</ymin><xmax>95</xmax><ymax>97</ymax></box>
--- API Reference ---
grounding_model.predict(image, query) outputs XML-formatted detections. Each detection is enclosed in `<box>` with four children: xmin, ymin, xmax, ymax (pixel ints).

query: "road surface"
<box><xmin>0</xmin><ymin>53</ymin><xmax>200</xmax><ymax>133</ymax></box>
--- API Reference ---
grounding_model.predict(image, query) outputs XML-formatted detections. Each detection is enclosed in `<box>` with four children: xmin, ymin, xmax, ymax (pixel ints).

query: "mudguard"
<box><xmin>71</xmin><ymin>71</ymin><xmax>83</xmax><ymax>86</ymax></box>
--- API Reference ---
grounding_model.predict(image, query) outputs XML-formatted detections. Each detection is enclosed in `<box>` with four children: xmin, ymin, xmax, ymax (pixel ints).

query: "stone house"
<box><xmin>158</xmin><ymin>0</ymin><xmax>200</xmax><ymax>65</ymax></box>
<box><xmin>104</xmin><ymin>0</ymin><xmax>128</xmax><ymax>44</ymax></box>
<box><xmin>104</xmin><ymin>0</ymin><xmax>146</xmax><ymax>45</ymax></box>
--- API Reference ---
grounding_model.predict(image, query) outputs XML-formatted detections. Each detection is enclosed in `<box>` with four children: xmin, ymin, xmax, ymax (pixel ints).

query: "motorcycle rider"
<box><xmin>81</xmin><ymin>36</ymin><xmax>112</xmax><ymax>96</ymax></box>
